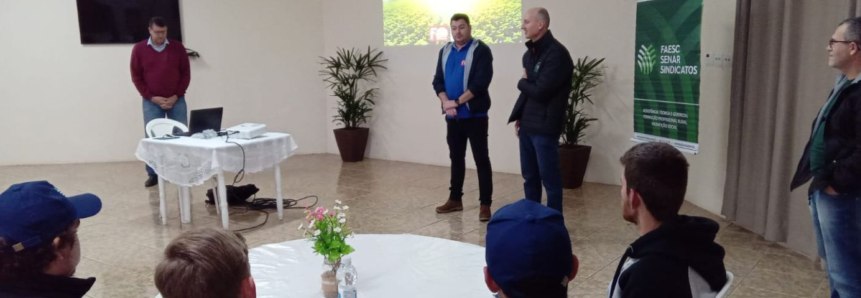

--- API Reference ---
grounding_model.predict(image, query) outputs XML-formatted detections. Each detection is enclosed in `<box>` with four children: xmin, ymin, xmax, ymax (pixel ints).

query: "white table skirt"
<box><xmin>156</xmin><ymin>234</ymin><xmax>491</xmax><ymax>298</ymax></box>
<box><xmin>135</xmin><ymin>132</ymin><xmax>298</xmax><ymax>187</ymax></box>
<box><xmin>135</xmin><ymin>132</ymin><xmax>298</xmax><ymax>227</ymax></box>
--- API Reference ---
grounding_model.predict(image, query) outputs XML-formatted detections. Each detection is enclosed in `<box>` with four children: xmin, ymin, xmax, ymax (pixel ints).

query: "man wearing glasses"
<box><xmin>791</xmin><ymin>17</ymin><xmax>861</xmax><ymax>297</ymax></box>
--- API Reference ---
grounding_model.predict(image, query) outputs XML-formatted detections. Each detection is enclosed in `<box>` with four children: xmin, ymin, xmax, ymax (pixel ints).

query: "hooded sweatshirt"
<box><xmin>608</xmin><ymin>215</ymin><xmax>728</xmax><ymax>298</ymax></box>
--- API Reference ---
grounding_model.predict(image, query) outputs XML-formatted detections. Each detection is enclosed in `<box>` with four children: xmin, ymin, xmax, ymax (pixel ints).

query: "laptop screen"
<box><xmin>188</xmin><ymin>107</ymin><xmax>223</xmax><ymax>134</ymax></box>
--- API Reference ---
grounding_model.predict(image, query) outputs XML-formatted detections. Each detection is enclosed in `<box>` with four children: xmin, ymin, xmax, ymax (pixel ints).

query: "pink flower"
<box><xmin>317</xmin><ymin>214</ymin><xmax>324</xmax><ymax>220</ymax></box>
<box><xmin>329</xmin><ymin>211</ymin><xmax>335</xmax><ymax>216</ymax></box>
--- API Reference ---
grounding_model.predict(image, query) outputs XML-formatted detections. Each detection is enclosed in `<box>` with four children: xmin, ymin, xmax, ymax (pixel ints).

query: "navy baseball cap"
<box><xmin>486</xmin><ymin>199</ymin><xmax>573</xmax><ymax>297</ymax></box>
<box><xmin>0</xmin><ymin>181</ymin><xmax>102</xmax><ymax>253</ymax></box>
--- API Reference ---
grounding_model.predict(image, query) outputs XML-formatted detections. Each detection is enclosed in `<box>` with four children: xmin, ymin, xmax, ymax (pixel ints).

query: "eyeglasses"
<box><xmin>829</xmin><ymin>39</ymin><xmax>857</xmax><ymax>47</ymax></box>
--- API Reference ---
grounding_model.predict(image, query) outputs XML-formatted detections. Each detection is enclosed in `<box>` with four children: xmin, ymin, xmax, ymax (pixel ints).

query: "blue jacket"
<box><xmin>432</xmin><ymin>39</ymin><xmax>494</xmax><ymax>115</ymax></box>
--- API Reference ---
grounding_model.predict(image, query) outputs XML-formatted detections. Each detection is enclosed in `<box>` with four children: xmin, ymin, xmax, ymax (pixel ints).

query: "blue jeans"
<box><xmin>810</xmin><ymin>190</ymin><xmax>861</xmax><ymax>298</ymax></box>
<box><xmin>519</xmin><ymin>131</ymin><xmax>563</xmax><ymax>212</ymax></box>
<box><xmin>142</xmin><ymin>97</ymin><xmax>188</xmax><ymax>176</ymax></box>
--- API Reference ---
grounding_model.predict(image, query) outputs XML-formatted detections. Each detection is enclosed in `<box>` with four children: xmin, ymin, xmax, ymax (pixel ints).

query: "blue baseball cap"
<box><xmin>486</xmin><ymin>199</ymin><xmax>573</xmax><ymax>297</ymax></box>
<box><xmin>0</xmin><ymin>181</ymin><xmax>102</xmax><ymax>253</ymax></box>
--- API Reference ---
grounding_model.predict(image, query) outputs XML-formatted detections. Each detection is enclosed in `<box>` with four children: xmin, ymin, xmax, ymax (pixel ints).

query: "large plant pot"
<box><xmin>559</xmin><ymin>145</ymin><xmax>592</xmax><ymax>189</ymax></box>
<box><xmin>334</xmin><ymin>128</ymin><xmax>369</xmax><ymax>162</ymax></box>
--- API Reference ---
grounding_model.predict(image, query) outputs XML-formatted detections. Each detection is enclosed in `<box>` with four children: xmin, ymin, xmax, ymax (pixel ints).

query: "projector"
<box><xmin>225</xmin><ymin>123</ymin><xmax>267</xmax><ymax>139</ymax></box>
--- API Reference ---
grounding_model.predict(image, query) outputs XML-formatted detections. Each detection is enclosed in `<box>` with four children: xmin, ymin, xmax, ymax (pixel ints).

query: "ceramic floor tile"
<box><xmin>740</xmin><ymin>267</ymin><xmax>823</xmax><ymax>297</ymax></box>
<box><xmin>754</xmin><ymin>252</ymin><xmax>826</xmax><ymax>280</ymax></box>
<box><xmin>569</xmin><ymin>277</ymin><xmax>612</xmax><ymax>298</ymax></box>
<box><xmin>729</xmin><ymin>286</ymin><xmax>806</xmax><ymax>298</ymax></box>
<box><xmin>716</xmin><ymin>224</ymin><xmax>793</xmax><ymax>255</ymax></box>
<box><xmin>813</xmin><ymin>279</ymin><xmax>831</xmax><ymax>298</ymax></box>
<box><xmin>723</xmin><ymin>246</ymin><xmax>766</xmax><ymax>282</ymax></box>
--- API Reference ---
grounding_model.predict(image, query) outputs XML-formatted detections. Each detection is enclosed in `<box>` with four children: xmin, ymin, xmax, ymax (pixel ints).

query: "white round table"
<box><xmin>158</xmin><ymin>234</ymin><xmax>490</xmax><ymax>297</ymax></box>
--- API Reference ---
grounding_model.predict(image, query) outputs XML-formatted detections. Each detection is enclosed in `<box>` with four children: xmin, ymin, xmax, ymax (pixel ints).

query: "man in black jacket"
<box><xmin>609</xmin><ymin>143</ymin><xmax>727</xmax><ymax>298</ymax></box>
<box><xmin>508</xmin><ymin>7</ymin><xmax>573</xmax><ymax>212</ymax></box>
<box><xmin>433</xmin><ymin>13</ymin><xmax>495</xmax><ymax>221</ymax></box>
<box><xmin>790</xmin><ymin>17</ymin><xmax>861</xmax><ymax>296</ymax></box>
<box><xmin>0</xmin><ymin>181</ymin><xmax>103</xmax><ymax>298</ymax></box>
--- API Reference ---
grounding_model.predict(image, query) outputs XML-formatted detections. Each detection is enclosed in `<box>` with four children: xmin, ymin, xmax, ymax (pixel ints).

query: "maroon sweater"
<box><xmin>130</xmin><ymin>39</ymin><xmax>191</xmax><ymax>100</ymax></box>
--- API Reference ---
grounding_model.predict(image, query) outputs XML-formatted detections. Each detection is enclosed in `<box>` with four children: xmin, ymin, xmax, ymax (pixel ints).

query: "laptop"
<box><xmin>174</xmin><ymin>107</ymin><xmax>223</xmax><ymax>136</ymax></box>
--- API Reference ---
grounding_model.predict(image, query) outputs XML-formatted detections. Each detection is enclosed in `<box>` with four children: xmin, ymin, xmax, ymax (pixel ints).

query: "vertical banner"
<box><xmin>633</xmin><ymin>0</ymin><xmax>702</xmax><ymax>153</ymax></box>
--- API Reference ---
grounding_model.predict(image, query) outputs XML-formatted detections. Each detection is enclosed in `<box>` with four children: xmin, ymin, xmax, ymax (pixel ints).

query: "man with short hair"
<box><xmin>609</xmin><ymin>143</ymin><xmax>727</xmax><ymax>298</ymax></box>
<box><xmin>155</xmin><ymin>228</ymin><xmax>256</xmax><ymax>298</ymax></box>
<box><xmin>790</xmin><ymin>17</ymin><xmax>861</xmax><ymax>297</ymax></box>
<box><xmin>131</xmin><ymin>16</ymin><xmax>191</xmax><ymax>188</ymax></box>
<box><xmin>484</xmin><ymin>199</ymin><xmax>579</xmax><ymax>298</ymax></box>
<box><xmin>433</xmin><ymin>13</ymin><xmax>495</xmax><ymax>221</ymax></box>
<box><xmin>508</xmin><ymin>7</ymin><xmax>573</xmax><ymax>212</ymax></box>
<box><xmin>0</xmin><ymin>181</ymin><xmax>103</xmax><ymax>298</ymax></box>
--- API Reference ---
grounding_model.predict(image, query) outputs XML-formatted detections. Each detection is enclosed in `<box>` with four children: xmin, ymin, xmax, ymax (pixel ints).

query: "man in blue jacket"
<box><xmin>432</xmin><ymin>13</ymin><xmax>494</xmax><ymax>221</ymax></box>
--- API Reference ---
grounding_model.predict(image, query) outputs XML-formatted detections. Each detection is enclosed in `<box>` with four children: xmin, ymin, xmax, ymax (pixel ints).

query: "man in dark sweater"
<box><xmin>131</xmin><ymin>17</ymin><xmax>191</xmax><ymax>188</ymax></box>
<box><xmin>609</xmin><ymin>143</ymin><xmax>728</xmax><ymax>298</ymax></box>
<box><xmin>432</xmin><ymin>14</ymin><xmax>494</xmax><ymax>221</ymax></box>
<box><xmin>507</xmin><ymin>8</ymin><xmax>573</xmax><ymax>212</ymax></box>
<box><xmin>790</xmin><ymin>17</ymin><xmax>861</xmax><ymax>296</ymax></box>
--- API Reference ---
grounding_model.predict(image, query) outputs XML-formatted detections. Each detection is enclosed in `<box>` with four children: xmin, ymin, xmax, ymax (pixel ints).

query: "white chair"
<box><xmin>145</xmin><ymin>118</ymin><xmax>189</xmax><ymax>138</ymax></box>
<box><xmin>716</xmin><ymin>271</ymin><xmax>734</xmax><ymax>298</ymax></box>
<box><xmin>145</xmin><ymin>118</ymin><xmax>192</xmax><ymax>225</ymax></box>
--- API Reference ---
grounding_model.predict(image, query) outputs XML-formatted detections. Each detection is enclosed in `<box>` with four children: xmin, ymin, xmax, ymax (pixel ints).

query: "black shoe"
<box><xmin>145</xmin><ymin>175</ymin><xmax>158</xmax><ymax>188</ymax></box>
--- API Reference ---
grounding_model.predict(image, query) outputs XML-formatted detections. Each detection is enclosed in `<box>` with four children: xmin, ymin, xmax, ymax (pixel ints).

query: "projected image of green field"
<box><xmin>383</xmin><ymin>0</ymin><xmax>522</xmax><ymax>46</ymax></box>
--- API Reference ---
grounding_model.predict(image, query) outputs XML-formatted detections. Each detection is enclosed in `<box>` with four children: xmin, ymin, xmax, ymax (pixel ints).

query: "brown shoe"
<box><xmin>435</xmin><ymin>200</ymin><xmax>464</xmax><ymax>213</ymax></box>
<box><xmin>479</xmin><ymin>205</ymin><xmax>492</xmax><ymax>222</ymax></box>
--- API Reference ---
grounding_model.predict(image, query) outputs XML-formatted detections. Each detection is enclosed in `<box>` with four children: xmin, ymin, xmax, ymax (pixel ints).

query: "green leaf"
<box><xmin>562</xmin><ymin>56</ymin><xmax>605</xmax><ymax>146</ymax></box>
<box><xmin>320</xmin><ymin>47</ymin><xmax>388</xmax><ymax>129</ymax></box>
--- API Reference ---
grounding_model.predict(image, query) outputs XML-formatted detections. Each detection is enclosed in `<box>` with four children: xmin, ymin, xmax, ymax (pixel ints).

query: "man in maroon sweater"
<box><xmin>131</xmin><ymin>17</ymin><xmax>191</xmax><ymax>188</ymax></box>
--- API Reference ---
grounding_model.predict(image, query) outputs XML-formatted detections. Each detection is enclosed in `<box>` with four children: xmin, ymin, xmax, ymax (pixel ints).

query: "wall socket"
<box><xmin>704</xmin><ymin>53</ymin><xmax>732</xmax><ymax>68</ymax></box>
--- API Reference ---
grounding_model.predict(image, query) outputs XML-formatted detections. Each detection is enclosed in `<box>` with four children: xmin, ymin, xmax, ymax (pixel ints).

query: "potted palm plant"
<box><xmin>560</xmin><ymin>56</ymin><xmax>604</xmax><ymax>189</ymax></box>
<box><xmin>321</xmin><ymin>47</ymin><xmax>387</xmax><ymax>162</ymax></box>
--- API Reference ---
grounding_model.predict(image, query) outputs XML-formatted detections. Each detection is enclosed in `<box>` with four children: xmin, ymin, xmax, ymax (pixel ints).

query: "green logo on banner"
<box><xmin>637</xmin><ymin>44</ymin><xmax>657</xmax><ymax>75</ymax></box>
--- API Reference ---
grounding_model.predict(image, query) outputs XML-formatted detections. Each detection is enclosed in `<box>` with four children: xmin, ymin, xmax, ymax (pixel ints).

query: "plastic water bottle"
<box><xmin>337</xmin><ymin>257</ymin><xmax>358</xmax><ymax>298</ymax></box>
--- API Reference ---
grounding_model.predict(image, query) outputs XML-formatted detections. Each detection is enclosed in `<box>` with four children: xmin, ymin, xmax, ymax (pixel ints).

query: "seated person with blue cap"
<box><xmin>0</xmin><ymin>181</ymin><xmax>103</xmax><ymax>298</ymax></box>
<box><xmin>484</xmin><ymin>199</ymin><xmax>579</xmax><ymax>298</ymax></box>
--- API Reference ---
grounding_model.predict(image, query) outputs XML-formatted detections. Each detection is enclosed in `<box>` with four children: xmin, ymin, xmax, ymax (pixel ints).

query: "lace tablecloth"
<box><xmin>135</xmin><ymin>133</ymin><xmax>298</xmax><ymax>187</ymax></box>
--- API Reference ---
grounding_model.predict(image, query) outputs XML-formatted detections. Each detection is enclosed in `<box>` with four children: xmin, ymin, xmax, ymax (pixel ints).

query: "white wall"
<box><xmin>322</xmin><ymin>0</ymin><xmax>736</xmax><ymax>214</ymax></box>
<box><xmin>1</xmin><ymin>0</ymin><xmax>736</xmax><ymax>214</ymax></box>
<box><xmin>687</xmin><ymin>0</ymin><xmax>736</xmax><ymax>214</ymax></box>
<box><xmin>0</xmin><ymin>0</ymin><xmax>328</xmax><ymax>166</ymax></box>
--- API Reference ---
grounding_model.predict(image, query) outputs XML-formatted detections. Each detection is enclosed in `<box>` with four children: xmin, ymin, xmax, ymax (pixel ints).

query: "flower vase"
<box><xmin>321</xmin><ymin>258</ymin><xmax>340</xmax><ymax>298</ymax></box>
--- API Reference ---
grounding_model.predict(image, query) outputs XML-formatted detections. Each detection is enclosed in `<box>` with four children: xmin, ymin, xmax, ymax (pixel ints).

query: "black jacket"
<box><xmin>609</xmin><ymin>216</ymin><xmax>728</xmax><ymax>298</ymax></box>
<box><xmin>508</xmin><ymin>30</ymin><xmax>574</xmax><ymax>136</ymax></box>
<box><xmin>0</xmin><ymin>274</ymin><xmax>96</xmax><ymax>298</ymax></box>
<box><xmin>432</xmin><ymin>39</ymin><xmax>494</xmax><ymax>115</ymax></box>
<box><xmin>791</xmin><ymin>78</ymin><xmax>861</xmax><ymax>195</ymax></box>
